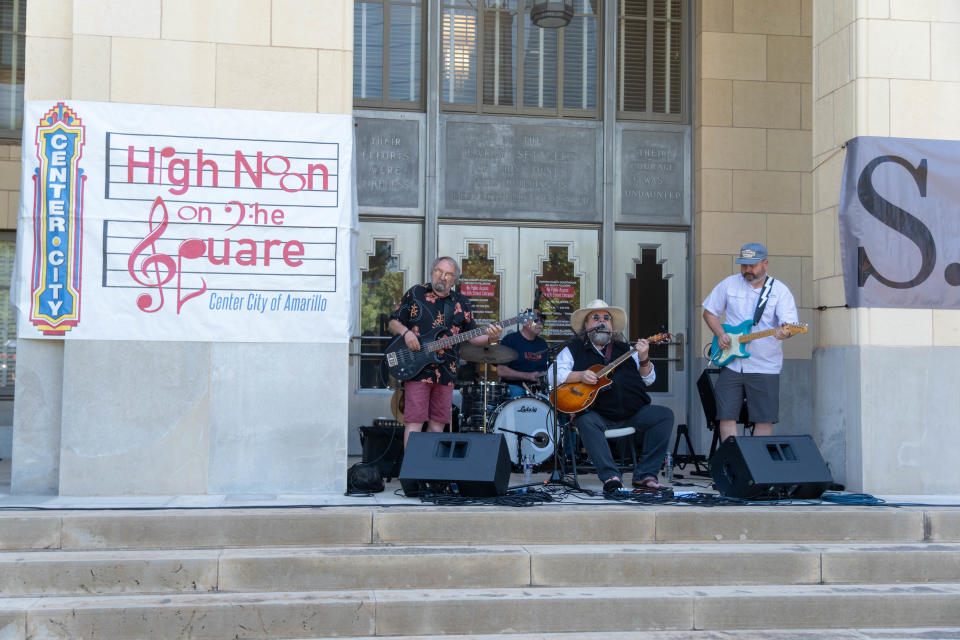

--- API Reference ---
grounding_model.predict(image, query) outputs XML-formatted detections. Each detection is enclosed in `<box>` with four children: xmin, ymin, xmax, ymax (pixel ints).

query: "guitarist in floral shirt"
<box><xmin>388</xmin><ymin>257</ymin><xmax>502</xmax><ymax>448</ymax></box>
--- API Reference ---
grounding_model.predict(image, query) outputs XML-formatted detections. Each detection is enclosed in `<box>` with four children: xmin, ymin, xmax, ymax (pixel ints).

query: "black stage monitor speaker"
<box><xmin>359</xmin><ymin>424</ymin><xmax>404</xmax><ymax>480</ymax></box>
<box><xmin>399</xmin><ymin>432</ymin><xmax>511</xmax><ymax>497</ymax></box>
<box><xmin>710</xmin><ymin>435</ymin><xmax>833</xmax><ymax>500</ymax></box>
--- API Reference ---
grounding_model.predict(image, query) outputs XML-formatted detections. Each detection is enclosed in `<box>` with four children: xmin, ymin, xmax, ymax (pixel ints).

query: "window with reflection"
<box><xmin>0</xmin><ymin>0</ymin><xmax>25</xmax><ymax>137</ymax></box>
<box><xmin>0</xmin><ymin>237</ymin><xmax>15</xmax><ymax>395</ymax></box>
<box><xmin>352</xmin><ymin>0</ymin><xmax>686</xmax><ymax>120</ymax></box>
<box><xmin>441</xmin><ymin>0</ymin><xmax>599</xmax><ymax>117</ymax></box>
<box><xmin>617</xmin><ymin>0</ymin><xmax>685</xmax><ymax>121</ymax></box>
<box><xmin>354</xmin><ymin>0</ymin><xmax>425</xmax><ymax>109</ymax></box>
<box><xmin>359</xmin><ymin>239</ymin><xmax>406</xmax><ymax>389</ymax></box>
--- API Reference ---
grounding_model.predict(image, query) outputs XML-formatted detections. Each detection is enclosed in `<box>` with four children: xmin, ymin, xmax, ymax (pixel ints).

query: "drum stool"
<box><xmin>567</xmin><ymin>421</ymin><xmax>638</xmax><ymax>487</ymax></box>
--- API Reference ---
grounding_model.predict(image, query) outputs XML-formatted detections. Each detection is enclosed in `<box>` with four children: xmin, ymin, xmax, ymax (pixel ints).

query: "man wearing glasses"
<box><xmin>554</xmin><ymin>299</ymin><xmax>674</xmax><ymax>494</ymax></box>
<box><xmin>389</xmin><ymin>256</ymin><xmax>502</xmax><ymax>449</ymax></box>
<box><xmin>497</xmin><ymin>310</ymin><xmax>550</xmax><ymax>398</ymax></box>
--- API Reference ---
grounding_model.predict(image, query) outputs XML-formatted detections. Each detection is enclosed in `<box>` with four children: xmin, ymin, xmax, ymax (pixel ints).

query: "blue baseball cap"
<box><xmin>735</xmin><ymin>243</ymin><xmax>768</xmax><ymax>265</ymax></box>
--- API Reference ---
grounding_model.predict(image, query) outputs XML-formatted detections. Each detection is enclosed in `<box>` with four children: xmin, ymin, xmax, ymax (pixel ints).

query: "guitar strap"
<box><xmin>441</xmin><ymin>297</ymin><xmax>456</xmax><ymax>336</ymax></box>
<box><xmin>752</xmin><ymin>277</ymin><xmax>774</xmax><ymax>327</ymax></box>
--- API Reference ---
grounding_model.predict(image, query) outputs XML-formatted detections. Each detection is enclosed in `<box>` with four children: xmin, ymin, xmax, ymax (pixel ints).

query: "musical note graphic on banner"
<box><xmin>175</xmin><ymin>238</ymin><xmax>207</xmax><ymax>312</ymax></box>
<box><xmin>126</xmin><ymin>196</ymin><xmax>208</xmax><ymax>313</ymax></box>
<box><xmin>127</xmin><ymin>197</ymin><xmax>176</xmax><ymax>313</ymax></box>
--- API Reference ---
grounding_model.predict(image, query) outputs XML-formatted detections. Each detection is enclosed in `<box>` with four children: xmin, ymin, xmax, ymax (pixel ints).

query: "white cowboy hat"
<box><xmin>569</xmin><ymin>299</ymin><xmax>627</xmax><ymax>335</ymax></box>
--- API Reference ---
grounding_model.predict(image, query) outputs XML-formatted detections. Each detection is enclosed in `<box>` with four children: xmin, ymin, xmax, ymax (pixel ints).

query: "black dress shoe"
<box><xmin>603</xmin><ymin>478</ymin><xmax>624</xmax><ymax>494</ymax></box>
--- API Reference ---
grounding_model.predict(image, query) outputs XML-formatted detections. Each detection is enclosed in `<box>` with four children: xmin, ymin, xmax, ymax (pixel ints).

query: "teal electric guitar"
<box><xmin>709</xmin><ymin>319</ymin><xmax>807</xmax><ymax>367</ymax></box>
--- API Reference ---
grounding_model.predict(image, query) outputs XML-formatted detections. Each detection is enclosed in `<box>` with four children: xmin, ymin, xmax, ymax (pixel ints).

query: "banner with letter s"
<box><xmin>839</xmin><ymin>136</ymin><xmax>960</xmax><ymax>309</ymax></box>
<box><xmin>14</xmin><ymin>101</ymin><xmax>356</xmax><ymax>341</ymax></box>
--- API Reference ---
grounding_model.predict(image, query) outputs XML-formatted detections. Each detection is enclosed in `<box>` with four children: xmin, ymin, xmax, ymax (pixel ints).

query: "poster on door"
<box><xmin>14</xmin><ymin>100</ymin><xmax>356</xmax><ymax>342</ymax></box>
<box><xmin>536</xmin><ymin>245</ymin><xmax>581</xmax><ymax>341</ymax></box>
<box><xmin>459</xmin><ymin>242</ymin><xmax>501</xmax><ymax>325</ymax></box>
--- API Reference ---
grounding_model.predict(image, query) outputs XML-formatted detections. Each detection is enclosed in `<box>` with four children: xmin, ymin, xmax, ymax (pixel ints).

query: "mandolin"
<box><xmin>552</xmin><ymin>333</ymin><xmax>670</xmax><ymax>414</ymax></box>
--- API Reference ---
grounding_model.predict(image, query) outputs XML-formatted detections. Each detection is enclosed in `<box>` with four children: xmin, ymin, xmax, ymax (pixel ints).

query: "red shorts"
<box><xmin>403</xmin><ymin>381</ymin><xmax>454</xmax><ymax>424</ymax></box>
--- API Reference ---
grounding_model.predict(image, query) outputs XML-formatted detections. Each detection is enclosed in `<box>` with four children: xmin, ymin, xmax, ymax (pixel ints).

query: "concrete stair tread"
<box><xmin>5</xmin><ymin>582</ymin><xmax>960</xmax><ymax>605</ymax></box>
<box><xmin>4</xmin><ymin>505</ymin><xmax>960</xmax><ymax>550</ymax></box>
<box><xmin>6</xmin><ymin>539</ymin><xmax>960</xmax><ymax>556</ymax></box>
<box><xmin>338</xmin><ymin>631</ymin><xmax>960</xmax><ymax>640</ymax></box>
<box><xmin>3</xmin><ymin>584</ymin><xmax>960</xmax><ymax>638</ymax></box>
<box><xmin>340</xmin><ymin>631</ymin><xmax>960</xmax><ymax>640</ymax></box>
<box><xmin>4</xmin><ymin>582</ymin><xmax>960</xmax><ymax>611</ymax></box>
<box><xmin>6</xmin><ymin>541</ymin><xmax>960</xmax><ymax>597</ymax></box>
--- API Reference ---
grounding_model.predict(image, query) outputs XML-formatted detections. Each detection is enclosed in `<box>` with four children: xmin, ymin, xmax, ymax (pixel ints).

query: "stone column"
<box><xmin>692</xmin><ymin>0</ymin><xmax>814</xmax><ymax>450</ymax></box>
<box><xmin>812</xmin><ymin>1</ymin><xmax>960</xmax><ymax>493</ymax></box>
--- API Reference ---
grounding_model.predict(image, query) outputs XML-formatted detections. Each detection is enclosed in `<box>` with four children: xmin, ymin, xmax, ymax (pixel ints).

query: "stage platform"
<box><xmin>1</xmin><ymin>455</ymin><xmax>959</xmax><ymax>509</ymax></box>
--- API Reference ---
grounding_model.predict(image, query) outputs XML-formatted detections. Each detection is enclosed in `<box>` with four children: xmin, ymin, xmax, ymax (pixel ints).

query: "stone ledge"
<box><xmin>655</xmin><ymin>508</ymin><xmax>924</xmax><ymax>542</ymax></box>
<box><xmin>3</xmin><ymin>584</ymin><xmax>960</xmax><ymax>637</ymax></box>
<box><xmin>0</xmin><ymin>515</ymin><xmax>61</xmax><ymax>550</ymax></box>
<box><xmin>5</xmin><ymin>543</ymin><xmax>960</xmax><ymax>597</ymax></box>
<box><xmin>59</xmin><ymin>508</ymin><xmax>372</xmax><ymax>549</ymax></box>
<box><xmin>373</xmin><ymin>507</ymin><xmax>656</xmax><ymax>544</ymax></box>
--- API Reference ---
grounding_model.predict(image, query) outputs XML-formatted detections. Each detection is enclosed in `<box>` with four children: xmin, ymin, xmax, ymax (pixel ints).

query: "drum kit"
<box><xmin>457</xmin><ymin>343</ymin><xmax>559</xmax><ymax>468</ymax></box>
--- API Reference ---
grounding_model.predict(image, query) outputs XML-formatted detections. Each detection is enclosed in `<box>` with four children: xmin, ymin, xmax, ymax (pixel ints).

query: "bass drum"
<box><xmin>491</xmin><ymin>397</ymin><xmax>555</xmax><ymax>465</ymax></box>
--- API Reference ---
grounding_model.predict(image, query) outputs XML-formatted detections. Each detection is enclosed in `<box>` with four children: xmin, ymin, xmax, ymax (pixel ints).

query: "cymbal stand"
<box><xmin>545</xmin><ymin>340</ymin><xmax>579</xmax><ymax>489</ymax></box>
<box><xmin>480</xmin><ymin>363</ymin><xmax>491</xmax><ymax>433</ymax></box>
<box><xmin>533</xmin><ymin>286</ymin><xmax>580</xmax><ymax>490</ymax></box>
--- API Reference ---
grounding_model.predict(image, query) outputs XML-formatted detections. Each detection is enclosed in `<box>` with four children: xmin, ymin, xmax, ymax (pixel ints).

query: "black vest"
<box><xmin>568</xmin><ymin>338</ymin><xmax>651</xmax><ymax>421</ymax></box>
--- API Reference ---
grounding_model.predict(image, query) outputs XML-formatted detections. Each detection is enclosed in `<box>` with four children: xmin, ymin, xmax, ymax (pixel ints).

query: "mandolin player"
<box><xmin>553</xmin><ymin>299</ymin><xmax>674</xmax><ymax>494</ymax></box>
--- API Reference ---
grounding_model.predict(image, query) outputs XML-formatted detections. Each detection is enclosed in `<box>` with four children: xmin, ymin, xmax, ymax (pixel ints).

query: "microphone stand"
<box><xmin>544</xmin><ymin>339</ymin><xmax>584</xmax><ymax>489</ymax></box>
<box><xmin>498</xmin><ymin>428</ymin><xmax>546</xmax><ymax>492</ymax></box>
<box><xmin>532</xmin><ymin>284</ymin><xmax>580</xmax><ymax>489</ymax></box>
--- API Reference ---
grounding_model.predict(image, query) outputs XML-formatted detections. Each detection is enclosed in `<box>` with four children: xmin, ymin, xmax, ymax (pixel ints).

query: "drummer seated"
<box><xmin>497</xmin><ymin>312</ymin><xmax>550</xmax><ymax>398</ymax></box>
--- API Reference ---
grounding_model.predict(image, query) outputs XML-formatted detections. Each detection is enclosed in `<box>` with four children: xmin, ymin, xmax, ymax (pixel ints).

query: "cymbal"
<box><xmin>460</xmin><ymin>343</ymin><xmax>518</xmax><ymax>364</ymax></box>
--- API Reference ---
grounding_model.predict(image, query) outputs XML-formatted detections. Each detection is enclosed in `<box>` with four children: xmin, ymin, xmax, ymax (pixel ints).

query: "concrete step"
<box><xmin>3</xmin><ymin>583</ymin><xmax>960</xmax><ymax>638</ymax></box>
<box><xmin>1</xmin><ymin>506</ymin><xmax>959</xmax><ymax>550</ymax></box>
<box><xmin>4</xmin><ymin>542</ymin><xmax>960</xmax><ymax>597</ymax></box>
<box><xmin>341</xmin><ymin>632</ymin><xmax>960</xmax><ymax>640</ymax></box>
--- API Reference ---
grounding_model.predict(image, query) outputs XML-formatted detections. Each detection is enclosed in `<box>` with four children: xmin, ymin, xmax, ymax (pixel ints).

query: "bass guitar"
<box><xmin>708</xmin><ymin>320</ymin><xmax>807</xmax><ymax>367</ymax></box>
<box><xmin>384</xmin><ymin>309</ymin><xmax>538</xmax><ymax>382</ymax></box>
<box><xmin>552</xmin><ymin>333</ymin><xmax>670</xmax><ymax>414</ymax></box>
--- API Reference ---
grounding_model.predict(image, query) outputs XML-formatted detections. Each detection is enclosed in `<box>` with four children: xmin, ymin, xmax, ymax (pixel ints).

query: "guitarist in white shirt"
<box><xmin>702</xmin><ymin>243</ymin><xmax>799</xmax><ymax>442</ymax></box>
<box><xmin>388</xmin><ymin>257</ymin><xmax>502</xmax><ymax>449</ymax></box>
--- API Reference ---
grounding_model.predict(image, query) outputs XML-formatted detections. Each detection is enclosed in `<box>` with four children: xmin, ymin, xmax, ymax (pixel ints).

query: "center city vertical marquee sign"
<box><xmin>16</xmin><ymin>101</ymin><xmax>356</xmax><ymax>342</ymax></box>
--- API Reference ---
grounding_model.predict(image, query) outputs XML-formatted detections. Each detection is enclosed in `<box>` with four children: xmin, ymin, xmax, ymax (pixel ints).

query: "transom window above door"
<box><xmin>441</xmin><ymin>0</ymin><xmax>600</xmax><ymax>117</ymax></box>
<box><xmin>353</xmin><ymin>0</ymin><xmax>687</xmax><ymax>123</ymax></box>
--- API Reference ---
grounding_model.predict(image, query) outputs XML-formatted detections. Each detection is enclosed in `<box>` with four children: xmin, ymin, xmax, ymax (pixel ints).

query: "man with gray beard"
<box><xmin>554</xmin><ymin>299</ymin><xmax>673</xmax><ymax>494</ymax></box>
<box><xmin>389</xmin><ymin>256</ymin><xmax>502</xmax><ymax>449</ymax></box>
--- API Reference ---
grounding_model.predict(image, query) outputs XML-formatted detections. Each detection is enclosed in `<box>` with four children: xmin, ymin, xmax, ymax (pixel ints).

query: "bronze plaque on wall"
<box><xmin>442</xmin><ymin>120</ymin><xmax>600</xmax><ymax>221</ymax></box>
<box><xmin>355</xmin><ymin>117</ymin><xmax>420</xmax><ymax>209</ymax></box>
<box><xmin>620</xmin><ymin>129</ymin><xmax>686</xmax><ymax>220</ymax></box>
